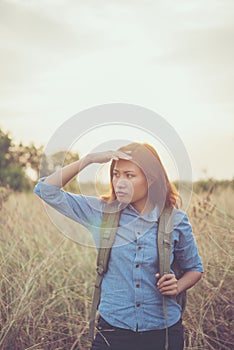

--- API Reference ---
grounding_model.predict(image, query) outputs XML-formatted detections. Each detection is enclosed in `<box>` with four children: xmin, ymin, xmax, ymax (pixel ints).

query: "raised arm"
<box><xmin>44</xmin><ymin>150</ymin><xmax>132</xmax><ymax>188</ymax></box>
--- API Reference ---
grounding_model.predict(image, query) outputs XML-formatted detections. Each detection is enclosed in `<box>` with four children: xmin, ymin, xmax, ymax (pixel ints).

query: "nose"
<box><xmin>116</xmin><ymin>178</ymin><xmax>127</xmax><ymax>190</ymax></box>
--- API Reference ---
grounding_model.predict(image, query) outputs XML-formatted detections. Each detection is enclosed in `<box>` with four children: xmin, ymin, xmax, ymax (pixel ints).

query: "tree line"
<box><xmin>0</xmin><ymin>129</ymin><xmax>79</xmax><ymax>191</ymax></box>
<box><xmin>0</xmin><ymin>128</ymin><xmax>233</xmax><ymax>192</ymax></box>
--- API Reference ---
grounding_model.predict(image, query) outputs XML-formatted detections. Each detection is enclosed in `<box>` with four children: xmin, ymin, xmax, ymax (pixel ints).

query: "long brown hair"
<box><xmin>101</xmin><ymin>143</ymin><xmax>179</xmax><ymax>208</ymax></box>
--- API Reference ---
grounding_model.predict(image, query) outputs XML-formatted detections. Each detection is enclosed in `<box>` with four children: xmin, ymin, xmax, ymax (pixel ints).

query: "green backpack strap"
<box><xmin>89</xmin><ymin>206</ymin><xmax>120</xmax><ymax>341</ymax></box>
<box><xmin>157</xmin><ymin>206</ymin><xmax>174</xmax><ymax>276</ymax></box>
<box><xmin>158</xmin><ymin>206</ymin><xmax>187</xmax><ymax>350</ymax></box>
<box><xmin>157</xmin><ymin>206</ymin><xmax>174</xmax><ymax>350</ymax></box>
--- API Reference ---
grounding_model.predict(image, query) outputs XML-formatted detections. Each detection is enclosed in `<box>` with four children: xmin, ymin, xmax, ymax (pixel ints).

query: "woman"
<box><xmin>34</xmin><ymin>142</ymin><xmax>203</xmax><ymax>350</ymax></box>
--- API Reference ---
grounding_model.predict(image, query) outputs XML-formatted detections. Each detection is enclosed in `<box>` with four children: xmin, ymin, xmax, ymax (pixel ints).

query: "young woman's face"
<box><xmin>112</xmin><ymin>159</ymin><xmax>149</xmax><ymax>213</ymax></box>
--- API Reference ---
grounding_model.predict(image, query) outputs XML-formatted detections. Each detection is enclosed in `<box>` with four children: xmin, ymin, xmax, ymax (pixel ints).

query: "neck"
<box><xmin>132</xmin><ymin>200</ymin><xmax>155</xmax><ymax>215</ymax></box>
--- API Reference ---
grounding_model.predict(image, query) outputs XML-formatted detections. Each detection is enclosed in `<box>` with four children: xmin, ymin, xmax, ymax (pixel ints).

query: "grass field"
<box><xmin>0</xmin><ymin>185</ymin><xmax>233</xmax><ymax>349</ymax></box>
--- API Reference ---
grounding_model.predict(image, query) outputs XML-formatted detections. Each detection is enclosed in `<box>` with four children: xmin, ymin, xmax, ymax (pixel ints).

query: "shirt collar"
<box><xmin>119</xmin><ymin>203</ymin><xmax>159</xmax><ymax>222</ymax></box>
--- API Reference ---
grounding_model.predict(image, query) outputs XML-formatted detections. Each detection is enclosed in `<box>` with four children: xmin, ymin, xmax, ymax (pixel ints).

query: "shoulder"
<box><xmin>173</xmin><ymin>208</ymin><xmax>193</xmax><ymax>236</ymax></box>
<box><xmin>173</xmin><ymin>208</ymin><xmax>190</xmax><ymax>225</ymax></box>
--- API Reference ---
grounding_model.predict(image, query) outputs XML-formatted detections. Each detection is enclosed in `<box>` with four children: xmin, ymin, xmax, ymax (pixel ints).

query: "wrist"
<box><xmin>81</xmin><ymin>154</ymin><xmax>95</xmax><ymax>167</ymax></box>
<box><xmin>176</xmin><ymin>280</ymin><xmax>184</xmax><ymax>295</ymax></box>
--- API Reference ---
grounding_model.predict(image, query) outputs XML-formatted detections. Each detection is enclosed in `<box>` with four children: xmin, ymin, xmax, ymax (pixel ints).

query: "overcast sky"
<box><xmin>0</xmin><ymin>0</ymin><xmax>233</xmax><ymax>180</ymax></box>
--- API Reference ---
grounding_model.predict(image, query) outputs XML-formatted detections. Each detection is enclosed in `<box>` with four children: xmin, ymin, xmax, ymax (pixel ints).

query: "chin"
<box><xmin>116</xmin><ymin>196</ymin><xmax>131</xmax><ymax>204</ymax></box>
<box><xmin>117</xmin><ymin>198</ymin><xmax>130</xmax><ymax>204</ymax></box>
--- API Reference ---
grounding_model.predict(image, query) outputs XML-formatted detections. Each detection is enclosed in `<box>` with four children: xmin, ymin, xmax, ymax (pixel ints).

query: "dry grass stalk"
<box><xmin>0</xmin><ymin>185</ymin><xmax>233</xmax><ymax>349</ymax></box>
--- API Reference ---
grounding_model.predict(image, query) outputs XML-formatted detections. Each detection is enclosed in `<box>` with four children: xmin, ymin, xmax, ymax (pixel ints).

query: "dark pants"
<box><xmin>90</xmin><ymin>317</ymin><xmax>184</xmax><ymax>350</ymax></box>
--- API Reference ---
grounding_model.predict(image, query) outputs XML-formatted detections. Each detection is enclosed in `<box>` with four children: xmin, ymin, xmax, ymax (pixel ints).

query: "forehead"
<box><xmin>113</xmin><ymin>159</ymin><xmax>143</xmax><ymax>173</ymax></box>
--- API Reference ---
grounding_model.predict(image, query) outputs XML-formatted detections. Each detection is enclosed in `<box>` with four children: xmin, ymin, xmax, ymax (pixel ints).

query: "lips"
<box><xmin>116</xmin><ymin>191</ymin><xmax>128</xmax><ymax>197</ymax></box>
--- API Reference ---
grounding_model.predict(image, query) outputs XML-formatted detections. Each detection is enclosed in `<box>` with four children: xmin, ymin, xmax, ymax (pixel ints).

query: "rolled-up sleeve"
<box><xmin>34</xmin><ymin>177</ymin><xmax>103</xmax><ymax>229</ymax></box>
<box><xmin>173</xmin><ymin>210</ymin><xmax>204</xmax><ymax>273</ymax></box>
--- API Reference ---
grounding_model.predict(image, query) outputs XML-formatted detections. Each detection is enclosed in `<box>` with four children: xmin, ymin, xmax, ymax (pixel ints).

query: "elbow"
<box><xmin>196</xmin><ymin>271</ymin><xmax>203</xmax><ymax>282</ymax></box>
<box><xmin>33</xmin><ymin>184</ymin><xmax>40</xmax><ymax>197</ymax></box>
<box><xmin>198</xmin><ymin>271</ymin><xmax>203</xmax><ymax>280</ymax></box>
<box><xmin>186</xmin><ymin>270</ymin><xmax>203</xmax><ymax>287</ymax></box>
<box><xmin>193</xmin><ymin>270</ymin><xmax>203</xmax><ymax>285</ymax></box>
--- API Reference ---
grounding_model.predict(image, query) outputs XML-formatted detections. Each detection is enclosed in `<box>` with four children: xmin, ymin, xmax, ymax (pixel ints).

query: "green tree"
<box><xmin>10</xmin><ymin>142</ymin><xmax>45</xmax><ymax>179</ymax></box>
<box><xmin>0</xmin><ymin>128</ymin><xmax>80</xmax><ymax>191</ymax></box>
<box><xmin>40</xmin><ymin>150</ymin><xmax>80</xmax><ymax>192</ymax></box>
<box><xmin>0</xmin><ymin>129</ymin><xmax>29</xmax><ymax>191</ymax></box>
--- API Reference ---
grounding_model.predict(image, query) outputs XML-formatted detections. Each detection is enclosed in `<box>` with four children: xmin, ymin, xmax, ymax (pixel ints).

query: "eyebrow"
<box><xmin>113</xmin><ymin>169</ymin><xmax>136</xmax><ymax>173</ymax></box>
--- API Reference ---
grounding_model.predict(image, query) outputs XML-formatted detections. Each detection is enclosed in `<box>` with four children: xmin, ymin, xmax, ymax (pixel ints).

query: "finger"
<box><xmin>158</xmin><ymin>282</ymin><xmax>178</xmax><ymax>294</ymax></box>
<box><xmin>116</xmin><ymin>151</ymin><xmax>132</xmax><ymax>159</ymax></box>
<box><xmin>158</xmin><ymin>280</ymin><xmax>177</xmax><ymax>290</ymax></box>
<box><xmin>158</xmin><ymin>280</ymin><xmax>178</xmax><ymax>295</ymax></box>
<box><xmin>158</xmin><ymin>281</ymin><xmax>177</xmax><ymax>293</ymax></box>
<box><xmin>111</xmin><ymin>153</ymin><xmax>131</xmax><ymax>161</ymax></box>
<box><xmin>157</xmin><ymin>274</ymin><xmax>174</xmax><ymax>286</ymax></box>
<box><xmin>119</xmin><ymin>155</ymin><xmax>132</xmax><ymax>160</ymax></box>
<box><xmin>160</xmin><ymin>289</ymin><xmax>178</xmax><ymax>296</ymax></box>
<box><xmin>160</xmin><ymin>278</ymin><xmax>177</xmax><ymax>287</ymax></box>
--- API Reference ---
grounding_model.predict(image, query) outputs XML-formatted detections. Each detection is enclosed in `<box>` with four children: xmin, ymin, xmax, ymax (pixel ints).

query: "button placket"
<box><xmin>133</xmin><ymin>216</ymin><xmax>156</xmax><ymax>330</ymax></box>
<box><xmin>134</xmin><ymin>216</ymin><xmax>144</xmax><ymax>240</ymax></box>
<box><xmin>134</xmin><ymin>232</ymin><xmax>144</xmax><ymax>320</ymax></box>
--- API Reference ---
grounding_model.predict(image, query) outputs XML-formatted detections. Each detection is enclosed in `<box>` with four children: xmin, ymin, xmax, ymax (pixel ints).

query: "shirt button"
<box><xmin>138</xmin><ymin>246</ymin><xmax>142</xmax><ymax>250</ymax></box>
<box><xmin>136</xmin><ymin>284</ymin><xmax>140</xmax><ymax>288</ymax></box>
<box><xmin>136</xmin><ymin>303</ymin><xmax>141</xmax><ymax>307</ymax></box>
<box><xmin>137</xmin><ymin>232</ymin><xmax>141</xmax><ymax>235</ymax></box>
<box><xmin>136</xmin><ymin>264</ymin><xmax>140</xmax><ymax>268</ymax></box>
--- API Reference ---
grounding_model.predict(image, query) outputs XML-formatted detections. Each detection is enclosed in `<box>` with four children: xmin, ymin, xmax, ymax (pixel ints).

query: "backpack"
<box><xmin>89</xmin><ymin>206</ymin><xmax>186</xmax><ymax>350</ymax></box>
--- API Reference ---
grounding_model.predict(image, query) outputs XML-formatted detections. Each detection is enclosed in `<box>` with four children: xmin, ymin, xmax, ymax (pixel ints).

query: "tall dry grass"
<box><xmin>183</xmin><ymin>186</ymin><xmax>233</xmax><ymax>349</ymax></box>
<box><xmin>0</xmin><ymin>186</ymin><xmax>233</xmax><ymax>349</ymax></box>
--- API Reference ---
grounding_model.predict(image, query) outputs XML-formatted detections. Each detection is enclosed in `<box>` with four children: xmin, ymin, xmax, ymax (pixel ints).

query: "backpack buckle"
<box><xmin>96</xmin><ymin>266</ymin><xmax>104</xmax><ymax>275</ymax></box>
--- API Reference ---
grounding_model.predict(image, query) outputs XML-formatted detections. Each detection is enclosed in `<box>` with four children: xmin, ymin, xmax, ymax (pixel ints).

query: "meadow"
<box><xmin>0</xmin><ymin>184</ymin><xmax>233</xmax><ymax>349</ymax></box>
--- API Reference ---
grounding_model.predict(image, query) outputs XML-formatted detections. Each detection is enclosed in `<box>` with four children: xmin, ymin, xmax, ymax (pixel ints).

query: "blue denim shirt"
<box><xmin>34</xmin><ymin>178</ymin><xmax>203</xmax><ymax>331</ymax></box>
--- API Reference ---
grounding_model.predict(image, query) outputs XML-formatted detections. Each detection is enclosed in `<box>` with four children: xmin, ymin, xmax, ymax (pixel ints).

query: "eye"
<box><xmin>127</xmin><ymin>173</ymin><xmax>134</xmax><ymax>178</ymax></box>
<box><xmin>113</xmin><ymin>172</ymin><xmax>119</xmax><ymax>177</ymax></box>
